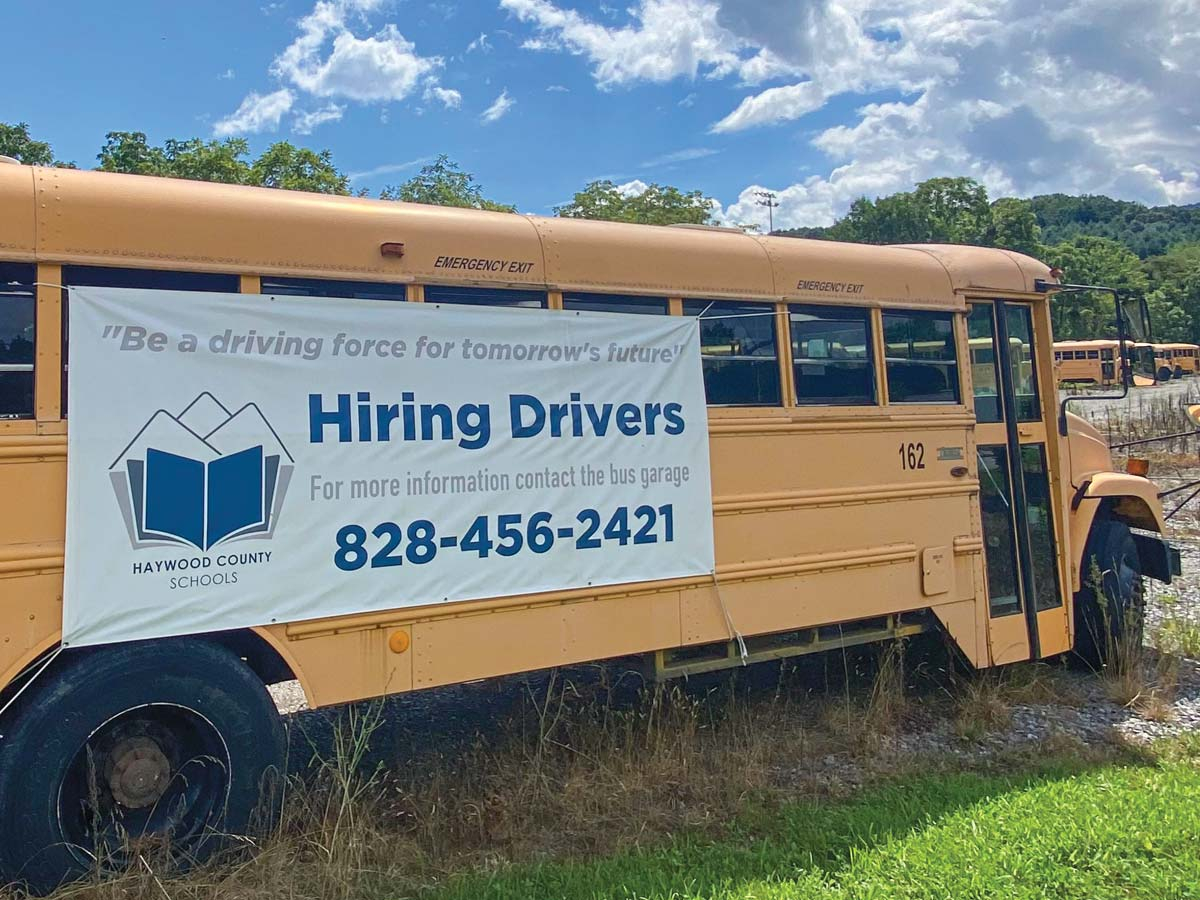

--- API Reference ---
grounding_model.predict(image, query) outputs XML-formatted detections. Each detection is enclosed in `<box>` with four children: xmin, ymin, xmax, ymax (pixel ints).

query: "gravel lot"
<box><xmin>270</xmin><ymin>382</ymin><xmax>1200</xmax><ymax>772</ymax></box>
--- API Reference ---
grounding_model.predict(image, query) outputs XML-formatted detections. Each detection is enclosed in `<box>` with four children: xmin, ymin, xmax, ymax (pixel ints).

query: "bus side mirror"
<box><xmin>1121</xmin><ymin>296</ymin><xmax>1152</xmax><ymax>343</ymax></box>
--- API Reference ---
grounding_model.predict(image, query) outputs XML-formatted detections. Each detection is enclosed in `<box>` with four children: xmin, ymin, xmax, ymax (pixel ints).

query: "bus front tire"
<box><xmin>1157</xmin><ymin>366</ymin><xmax>1173</xmax><ymax>383</ymax></box>
<box><xmin>1072</xmin><ymin>517</ymin><xmax>1144</xmax><ymax>671</ymax></box>
<box><xmin>0</xmin><ymin>638</ymin><xmax>285</xmax><ymax>894</ymax></box>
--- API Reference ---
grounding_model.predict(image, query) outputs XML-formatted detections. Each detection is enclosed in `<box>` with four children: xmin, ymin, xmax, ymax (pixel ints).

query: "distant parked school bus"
<box><xmin>1053</xmin><ymin>339</ymin><xmax>1121</xmax><ymax>386</ymax></box>
<box><xmin>1153</xmin><ymin>342</ymin><xmax>1200</xmax><ymax>380</ymax></box>
<box><xmin>0</xmin><ymin>162</ymin><xmax>1180</xmax><ymax>891</ymax></box>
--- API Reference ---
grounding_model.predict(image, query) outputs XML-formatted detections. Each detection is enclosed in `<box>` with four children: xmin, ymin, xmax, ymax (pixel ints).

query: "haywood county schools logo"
<box><xmin>110</xmin><ymin>393</ymin><xmax>294</xmax><ymax>551</ymax></box>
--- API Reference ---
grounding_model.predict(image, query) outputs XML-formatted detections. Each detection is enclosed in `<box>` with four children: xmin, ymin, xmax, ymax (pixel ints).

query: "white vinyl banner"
<box><xmin>64</xmin><ymin>288</ymin><xmax>714</xmax><ymax>647</ymax></box>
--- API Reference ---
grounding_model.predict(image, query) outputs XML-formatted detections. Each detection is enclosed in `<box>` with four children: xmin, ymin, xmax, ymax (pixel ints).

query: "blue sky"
<box><xmin>6</xmin><ymin>0</ymin><xmax>1199</xmax><ymax>228</ymax></box>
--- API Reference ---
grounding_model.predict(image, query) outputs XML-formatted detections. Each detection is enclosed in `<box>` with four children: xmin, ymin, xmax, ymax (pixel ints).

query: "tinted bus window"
<box><xmin>261</xmin><ymin>277</ymin><xmax>408</xmax><ymax>301</ymax></box>
<box><xmin>563</xmin><ymin>292</ymin><xmax>668</xmax><ymax>315</ymax></box>
<box><xmin>968</xmin><ymin>304</ymin><xmax>1001</xmax><ymax>423</ymax></box>
<box><xmin>682</xmin><ymin>300</ymin><xmax>780</xmax><ymax>406</ymax></box>
<box><xmin>788</xmin><ymin>304</ymin><xmax>874</xmax><ymax>405</ymax></box>
<box><xmin>882</xmin><ymin>310</ymin><xmax>960</xmax><ymax>403</ymax></box>
<box><xmin>0</xmin><ymin>264</ymin><xmax>35</xmax><ymax>420</ymax></box>
<box><xmin>425</xmin><ymin>285</ymin><xmax>547</xmax><ymax>308</ymax></box>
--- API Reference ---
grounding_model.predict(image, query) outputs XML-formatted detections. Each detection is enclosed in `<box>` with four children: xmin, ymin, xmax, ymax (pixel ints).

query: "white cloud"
<box><xmin>500</xmin><ymin>0</ymin><xmax>744</xmax><ymax>87</ymax></box>
<box><xmin>546</xmin><ymin>84</ymin><xmax>570</xmax><ymax>92</ymax></box>
<box><xmin>348</xmin><ymin>156</ymin><xmax>436</xmax><ymax>180</ymax></box>
<box><xmin>218</xmin><ymin>68</ymin><xmax>236</xmax><ymax>80</ymax></box>
<box><xmin>424</xmin><ymin>84</ymin><xmax>463</xmax><ymax>108</ymax></box>
<box><xmin>616</xmin><ymin>179</ymin><xmax>649</xmax><ymax>196</ymax></box>
<box><xmin>292</xmin><ymin>103</ymin><xmax>345</xmax><ymax>134</ymax></box>
<box><xmin>678</xmin><ymin>92</ymin><xmax>697</xmax><ymax>108</ymax></box>
<box><xmin>640</xmin><ymin>147</ymin><xmax>718</xmax><ymax>168</ymax></box>
<box><xmin>466</xmin><ymin>32</ymin><xmax>491</xmax><ymax>53</ymax></box>
<box><xmin>481</xmin><ymin>89</ymin><xmax>515</xmax><ymax>123</ymax></box>
<box><xmin>503</xmin><ymin>0</ymin><xmax>1200</xmax><ymax>221</ymax></box>
<box><xmin>216</xmin><ymin>0</ymin><xmax>458</xmax><ymax>135</ymax></box>
<box><xmin>213</xmin><ymin>89</ymin><xmax>295</xmax><ymax>137</ymax></box>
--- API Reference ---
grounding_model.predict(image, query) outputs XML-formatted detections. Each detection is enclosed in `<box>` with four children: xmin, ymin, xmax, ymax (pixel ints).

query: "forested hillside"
<box><xmin>775</xmin><ymin>178</ymin><xmax>1200</xmax><ymax>343</ymax></box>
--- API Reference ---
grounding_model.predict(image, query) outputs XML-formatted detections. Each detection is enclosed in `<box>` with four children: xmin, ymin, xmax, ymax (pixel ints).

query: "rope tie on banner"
<box><xmin>0</xmin><ymin>645</ymin><xmax>65</xmax><ymax>724</ymax></box>
<box><xmin>710</xmin><ymin>571</ymin><xmax>749</xmax><ymax>665</ymax></box>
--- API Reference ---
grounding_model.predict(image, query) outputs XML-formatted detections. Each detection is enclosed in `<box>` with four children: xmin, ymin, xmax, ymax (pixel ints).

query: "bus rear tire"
<box><xmin>0</xmin><ymin>638</ymin><xmax>285</xmax><ymax>894</ymax></box>
<box><xmin>1175</xmin><ymin>365</ymin><xmax>1185</xmax><ymax>380</ymax></box>
<box><xmin>1072</xmin><ymin>517</ymin><xmax>1144</xmax><ymax>671</ymax></box>
<box><xmin>1157</xmin><ymin>366</ymin><xmax>1173</xmax><ymax>383</ymax></box>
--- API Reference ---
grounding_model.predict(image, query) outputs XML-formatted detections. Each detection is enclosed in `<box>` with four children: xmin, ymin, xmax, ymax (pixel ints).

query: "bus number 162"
<box><xmin>899</xmin><ymin>442</ymin><xmax>925</xmax><ymax>470</ymax></box>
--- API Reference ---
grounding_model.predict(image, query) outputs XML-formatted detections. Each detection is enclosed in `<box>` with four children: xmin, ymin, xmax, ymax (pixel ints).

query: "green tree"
<box><xmin>1045</xmin><ymin>236</ymin><xmax>1149</xmax><ymax>339</ymax></box>
<box><xmin>380</xmin><ymin>155</ymin><xmax>514</xmax><ymax>211</ymax></box>
<box><xmin>555</xmin><ymin>180</ymin><xmax>713</xmax><ymax>225</ymax></box>
<box><xmin>99</xmin><ymin>132</ymin><xmax>253</xmax><ymax>184</ymax></box>
<box><xmin>97</xmin><ymin>131</ymin><xmax>168</xmax><ymax>175</ymax></box>
<box><xmin>0</xmin><ymin>122</ymin><xmax>73</xmax><ymax>167</ymax></box>
<box><xmin>249</xmin><ymin>142</ymin><xmax>349</xmax><ymax>194</ymax></box>
<box><xmin>829</xmin><ymin>177</ymin><xmax>991</xmax><ymax>245</ymax></box>
<box><xmin>988</xmin><ymin>197</ymin><xmax>1044</xmax><ymax>258</ymax></box>
<box><xmin>99</xmin><ymin>132</ymin><xmax>348</xmax><ymax>194</ymax></box>
<box><xmin>1145</xmin><ymin>243</ymin><xmax>1200</xmax><ymax>342</ymax></box>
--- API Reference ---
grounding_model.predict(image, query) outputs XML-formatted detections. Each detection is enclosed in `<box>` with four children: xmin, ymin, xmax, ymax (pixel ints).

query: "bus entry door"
<box><xmin>968</xmin><ymin>301</ymin><xmax>1068</xmax><ymax>664</ymax></box>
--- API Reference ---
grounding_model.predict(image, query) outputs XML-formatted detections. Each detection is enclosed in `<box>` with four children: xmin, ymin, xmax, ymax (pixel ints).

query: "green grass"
<box><xmin>425</xmin><ymin>753</ymin><xmax>1200</xmax><ymax>900</ymax></box>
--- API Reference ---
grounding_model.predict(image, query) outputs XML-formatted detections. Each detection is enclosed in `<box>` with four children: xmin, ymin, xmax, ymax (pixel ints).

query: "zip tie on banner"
<box><xmin>710</xmin><ymin>571</ymin><xmax>749</xmax><ymax>665</ymax></box>
<box><xmin>0</xmin><ymin>645</ymin><xmax>65</xmax><ymax>724</ymax></box>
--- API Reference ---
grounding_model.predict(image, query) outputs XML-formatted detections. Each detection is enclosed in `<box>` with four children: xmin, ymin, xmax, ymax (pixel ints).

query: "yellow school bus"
<box><xmin>1153</xmin><ymin>342</ymin><xmax>1200</xmax><ymax>379</ymax></box>
<box><xmin>1052</xmin><ymin>339</ymin><xmax>1121</xmax><ymax>386</ymax></box>
<box><xmin>0</xmin><ymin>163</ymin><xmax>1178</xmax><ymax>889</ymax></box>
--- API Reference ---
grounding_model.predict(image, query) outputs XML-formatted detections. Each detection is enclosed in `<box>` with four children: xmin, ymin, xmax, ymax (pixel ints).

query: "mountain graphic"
<box><xmin>110</xmin><ymin>393</ymin><xmax>294</xmax><ymax>551</ymax></box>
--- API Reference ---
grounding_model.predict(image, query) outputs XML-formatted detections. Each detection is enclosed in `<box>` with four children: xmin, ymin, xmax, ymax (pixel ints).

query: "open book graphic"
<box><xmin>110</xmin><ymin>393</ymin><xmax>294</xmax><ymax>551</ymax></box>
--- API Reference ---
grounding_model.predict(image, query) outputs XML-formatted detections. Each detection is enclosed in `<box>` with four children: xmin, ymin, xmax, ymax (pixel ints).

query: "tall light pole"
<box><xmin>754</xmin><ymin>190</ymin><xmax>779</xmax><ymax>234</ymax></box>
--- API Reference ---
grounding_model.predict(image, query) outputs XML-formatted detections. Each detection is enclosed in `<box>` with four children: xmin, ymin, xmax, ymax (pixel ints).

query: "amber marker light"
<box><xmin>388</xmin><ymin>630</ymin><xmax>411</xmax><ymax>653</ymax></box>
<box><xmin>1126</xmin><ymin>457</ymin><xmax>1150</xmax><ymax>477</ymax></box>
<box><xmin>380</xmin><ymin>242</ymin><xmax>405</xmax><ymax>258</ymax></box>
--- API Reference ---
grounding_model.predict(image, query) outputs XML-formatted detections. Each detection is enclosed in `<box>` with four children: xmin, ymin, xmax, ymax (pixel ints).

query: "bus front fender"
<box><xmin>1070</xmin><ymin>472</ymin><xmax>1177</xmax><ymax>587</ymax></box>
<box><xmin>1078</xmin><ymin>472</ymin><xmax>1167</xmax><ymax>534</ymax></box>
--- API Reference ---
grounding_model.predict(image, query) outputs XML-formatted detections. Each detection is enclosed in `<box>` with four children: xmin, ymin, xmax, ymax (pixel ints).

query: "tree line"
<box><xmin>0</xmin><ymin>122</ymin><xmax>712</xmax><ymax>224</ymax></box>
<box><xmin>777</xmin><ymin>177</ymin><xmax>1200</xmax><ymax>343</ymax></box>
<box><xmin>4</xmin><ymin>122</ymin><xmax>1197</xmax><ymax>343</ymax></box>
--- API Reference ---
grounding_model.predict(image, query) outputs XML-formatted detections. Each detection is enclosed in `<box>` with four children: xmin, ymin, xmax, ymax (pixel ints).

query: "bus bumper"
<box><xmin>1133</xmin><ymin>532</ymin><xmax>1182</xmax><ymax>584</ymax></box>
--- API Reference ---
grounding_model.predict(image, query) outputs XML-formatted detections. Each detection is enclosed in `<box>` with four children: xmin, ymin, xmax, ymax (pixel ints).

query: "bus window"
<box><xmin>788</xmin><ymin>304</ymin><xmax>874</xmax><ymax>405</ymax></box>
<box><xmin>1022</xmin><ymin>445</ymin><xmax>1062</xmax><ymax>611</ymax></box>
<box><xmin>1101</xmin><ymin>349</ymin><xmax>1114</xmax><ymax>360</ymax></box>
<box><xmin>260</xmin><ymin>277</ymin><xmax>408</xmax><ymax>301</ymax></box>
<box><xmin>563</xmin><ymin>292</ymin><xmax>668</xmax><ymax>315</ymax></box>
<box><xmin>682</xmin><ymin>300</ymin><xmax>781</xmax><ymax>406</ymax></box>
<box><xmin>0</xmin><ymin>264</ymin><xmax>35</xmax><ymax>420</ymax></box>
<box><xmin>1004</xmin><ymin>305</ymin><xmax>1041</xmax><ymax>422</ymax></box>
<box><xmin>62</xmin><ymin>267</ymin><xmax>241</xmax><ymax>417</ymax></box>
<box><xmin>978</xmin><ymin>444</ymin><xmax>1021</xmax><ymax>617</ymax></box>
<box><xmin>968</xmin><ymin>304</ymin><xmax>1001</xmax><ymax>423</ymax></box>
<box><xmin>424</xmin><ymin>285</ymin><xmax>547</xmax><ymax>308</ymax></box>
<box><xmin>882</xmin><ymin>310</ymin><xmax>960</xmax><ymax>404</ymax></box>
<box><xmin>1086</xmin><ymin>350</ymin><xmax>1099</xmax><ymax>359</ymax></box>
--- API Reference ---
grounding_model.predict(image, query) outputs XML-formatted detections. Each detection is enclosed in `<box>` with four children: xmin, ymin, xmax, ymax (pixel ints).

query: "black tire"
<box><xmin>1157</xmin><ymin>365</ymin><xmax>1173</xmax><ymax>383</ymax></box>
<box><xmin>0</xmin><ymin>638</ymin><xmax>285</xmax><ymax>894</ymax></box>
<box><xmin>1175</xmin><ymin>365</ymin><xmax>1185</xmax><ymax>380</ymax></box>
<box><xmin>1072</xmin><ymin>517</ymin><xmax>1144</xmax><ymax>670</ymax></box>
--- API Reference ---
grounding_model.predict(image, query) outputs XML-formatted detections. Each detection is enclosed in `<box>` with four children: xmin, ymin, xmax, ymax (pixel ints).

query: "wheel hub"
<box><xmin>106</xmin><ymin>737</ymin><xmax>171</xmax><ymax>809</ymax></box>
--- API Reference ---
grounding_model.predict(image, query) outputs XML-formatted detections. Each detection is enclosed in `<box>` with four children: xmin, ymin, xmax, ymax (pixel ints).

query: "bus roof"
<box><xmin>1155</xmin><ymin>342</ymin><xmax>1199</xmax><ymax>350</ymax></box>
<box><xmin>1053</xmin><ymin>339</ymin><xmax>1121</xmax><ymax>348</ymax></box>
<box><xmin>0</xmin><ymin>163</ymin><xmax>1055</xmax><ymax>309</ymax></box>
